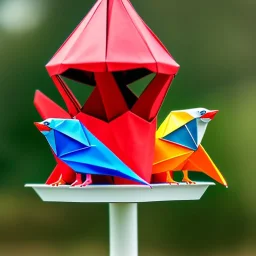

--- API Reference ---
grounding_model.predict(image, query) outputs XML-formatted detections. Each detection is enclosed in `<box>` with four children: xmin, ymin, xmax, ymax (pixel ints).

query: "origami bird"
<box><xmin>34</xmin><ymin>118</ymin><xmax>149</xmax><ymax>186</ymax></box>
<box><xmin>34</xmin><ymin>89</ymin><xmax>114</xmax><ymax>186</ymax></box>
<box><xmin>152</xmin><ymin>108</ymin><xmax>228</xmax><ymax>186</ymax></box>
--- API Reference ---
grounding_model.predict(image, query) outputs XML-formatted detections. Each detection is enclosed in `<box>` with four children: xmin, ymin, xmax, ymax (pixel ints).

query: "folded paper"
<box><xmin>33</xmin><ymin>0</ymin><xmax>227</xmax><ymax>188</ymax></box>
<box><xmin>152</xmin><ymin>108</ymin><xmax>227</xmax><ymax>186</ymax></box>
<box><xmin>34</xmin><ymin>90</ymin><xmax>113</xmax><ymax>186</ymax></box>
<box><xmin>39</xmin><ymin>0</ymin><xmax>180</xmax><ymax>185</ymax></box>
<box><xmin>35</xmin><ymin>118</ymin><xmax>149</xmax><ymax>186</ymax></box>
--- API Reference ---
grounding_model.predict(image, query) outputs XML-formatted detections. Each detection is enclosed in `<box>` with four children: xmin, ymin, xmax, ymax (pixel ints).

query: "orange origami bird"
<box><xmin>151</xmin><ymin>108</ymin><xmax>228</xmax><ymax>186</ymax></box>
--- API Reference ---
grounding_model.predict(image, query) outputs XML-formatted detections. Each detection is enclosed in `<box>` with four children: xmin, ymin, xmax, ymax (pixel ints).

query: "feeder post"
<box><xmin>109</xmin><ymin>203</ymin><xmax>138</xmax><ymax>256</ymax></box>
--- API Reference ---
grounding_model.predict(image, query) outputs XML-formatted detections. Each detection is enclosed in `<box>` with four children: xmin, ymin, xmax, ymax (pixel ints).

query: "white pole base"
<box><xmin>109</xmin><ymin>203</ymin><xmax>138</xmax><ymax>256</ymax></box>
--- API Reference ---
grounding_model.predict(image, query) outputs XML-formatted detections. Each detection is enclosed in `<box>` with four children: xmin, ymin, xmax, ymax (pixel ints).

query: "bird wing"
<box><xmin>53</xmin><ymin>120</ymin><xmax>149</xmax><ymax>185</ymax></box>
<box><xmin>53</xmin><ymin>130</ymin><xmax>90</xmax><ymax>157</ymax></box>
<box><xmin>183</xmin><ymin>145</ymin><xmax>227</xmax><ymax>186</ymax></box>
<box><xmin>156</xmin><ymin>111</ymin><xmax>194</xmax><ymax>138</ymax></box>
<box><xmin>152</xmin><ymin>139</ymin><xmax>193</xmax><ymax>174</ymax></box>
<box><xmin>54</xmin><ymin>120</ymin><xmax>90</xmax><ymax>147</ymax></box>
<box><xmin>60</xmin><ymin>144</ymin><xmax>149</xmax><ymax>185</ymax></box>
<box><xmin>161</xmin><ymin>124</ymin><xmax>198</xmax><ymax>150</ymax></box>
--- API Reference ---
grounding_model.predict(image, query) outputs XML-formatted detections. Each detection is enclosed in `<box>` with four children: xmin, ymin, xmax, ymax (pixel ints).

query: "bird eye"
<box><xmin>43</xmin><ymin>121</ymin><xmax>50</xmax><ymax>126</ymax></box>
<box><xmin>200</xmin><ymin>110</ymin><xmax>206</xmax><ymax>116</ymax></box>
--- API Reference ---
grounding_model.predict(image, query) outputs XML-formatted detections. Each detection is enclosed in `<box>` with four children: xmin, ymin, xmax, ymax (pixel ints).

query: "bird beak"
<box><xmin>201</xmin><ymin>110</ymin><xmax>219</xmax><ymax>120</ymax></box>
<box><xmin>34</xmin><ymin>122</ymin><xmax>51</xmax><ymax>131</ymax></box>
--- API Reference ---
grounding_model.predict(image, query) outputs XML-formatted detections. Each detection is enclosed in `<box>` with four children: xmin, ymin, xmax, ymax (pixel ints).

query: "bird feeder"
<box><xmin>26</xmin><ymin>1</ymin><xmax>223</xmax><ymax>256</ymax></box>
<box><xmin>45</xmin><ymin>0</ymin><xmax>179</xmax><ymax>185</ymax></box>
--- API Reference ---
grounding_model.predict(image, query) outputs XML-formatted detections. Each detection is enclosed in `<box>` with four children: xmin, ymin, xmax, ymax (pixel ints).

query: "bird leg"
<box><xmin>71</xmin><ymin>173</ymin><xmax>83</xmax><ymax>186</ymax></box>
<box><xmin>166</xmin><ymin>171</ymin><xmax>179</xmax><ymax>185</ymax></box>
<box><xmin>182</xmin><ymin>170</ymin><xmax>196</xmax><ymax>184</ymax></box>
<box><xmin>51</xmin><ymin>174</ymin><xmax>66</xmax><ymax>186</ymax></box>
<box><xmin>80</xmin><ymin>174</ymin><xmax>92</xmax><ymax>187</ymax></box>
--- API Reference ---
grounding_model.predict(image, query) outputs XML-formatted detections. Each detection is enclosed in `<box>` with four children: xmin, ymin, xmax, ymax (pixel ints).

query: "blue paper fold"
<box><xmin>40</xmin><ymin>118</ymin><xmax>148</xmax><ymax>185</ymax></box>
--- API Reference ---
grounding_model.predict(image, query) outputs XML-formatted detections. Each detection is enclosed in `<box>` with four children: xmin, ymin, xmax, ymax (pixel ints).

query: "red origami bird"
<box><xmin>41</xmin><ymin>0</ymin><xmax>180</xmax><ymax>185</ymax></box>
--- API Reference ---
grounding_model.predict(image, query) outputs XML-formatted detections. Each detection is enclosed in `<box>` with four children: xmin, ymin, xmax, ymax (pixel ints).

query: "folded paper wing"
<box><xmin>152</xmin><ymin>139</ymin><xmax>193</xmax><ymax>174</ymax></box>
<box><xmin>45</xmin><ymin>119</ymin><xmax>149</xmax><ymax>185</ymax></box>
<box><xmin>156</xmin><ymin>111</ymin><xmax>194</xmax><ymax>138</ymax></box>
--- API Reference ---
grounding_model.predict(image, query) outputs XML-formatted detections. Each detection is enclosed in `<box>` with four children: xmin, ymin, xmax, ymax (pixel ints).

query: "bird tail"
<box><xmin>34</xmin><ymin>90</ymin><xmax>71</xmax><ymax>119</ymax></box>
<box><xmin>183</xmin><ymin>145</ymin><xmax>228</xmax><ymax>186</ymax></box>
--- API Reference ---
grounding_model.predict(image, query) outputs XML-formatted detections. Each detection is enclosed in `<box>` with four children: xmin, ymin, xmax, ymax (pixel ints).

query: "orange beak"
<box><xmin>34</xmin><ymin>122</ymin><xmax>51</xmax><ymax>132</ymax></box>
<box><xmin>201</xmin><ymin>110</ymin><xmax>219</xmax><ymax>120</ymax></box>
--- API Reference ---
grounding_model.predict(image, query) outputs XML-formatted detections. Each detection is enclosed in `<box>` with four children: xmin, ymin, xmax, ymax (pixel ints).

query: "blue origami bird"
<box><xmin>34</xmin><ymin>118</ymin><xmax>149</xmax><ymax>186</ymax></box>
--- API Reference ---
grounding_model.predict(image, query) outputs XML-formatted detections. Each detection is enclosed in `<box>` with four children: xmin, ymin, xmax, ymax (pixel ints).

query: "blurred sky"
<box><xmin>0</xmin><ymin>0</ymin><xmax>255</xmax><ymax>255</ymax></box>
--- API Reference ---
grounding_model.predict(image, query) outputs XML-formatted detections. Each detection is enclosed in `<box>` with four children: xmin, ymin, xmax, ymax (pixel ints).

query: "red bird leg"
<box><xmin>51</xmin><ymin>174</ymin><xmax>66</xmax><ymax>186</ymax></box>
<box><xmin>80</xmin><ymin>174</ymin><xmax>92</xmax><ymax>187</ymax></box>
<box><xmin>71</xmin><ymin>173</ymin><xmax>83</xmax><ymax>186</ymax></box>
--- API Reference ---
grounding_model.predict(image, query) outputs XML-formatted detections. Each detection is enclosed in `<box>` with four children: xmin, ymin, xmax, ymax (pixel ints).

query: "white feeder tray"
<box><xmin>25</xmin><ymin>182</ymin><xmax>214</xmax><ymax>203</ymax></box>
<box><xmin>25</xmin><ymin>182</ymin><xmax>215</xmax><ymax>256</ymax></box>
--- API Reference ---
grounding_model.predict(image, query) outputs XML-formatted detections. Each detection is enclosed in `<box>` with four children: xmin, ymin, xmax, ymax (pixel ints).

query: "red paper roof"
<box><xmin>46</xmin><ymin>0</ymin><xmax>179</xmax><ymax>85</ymax></box>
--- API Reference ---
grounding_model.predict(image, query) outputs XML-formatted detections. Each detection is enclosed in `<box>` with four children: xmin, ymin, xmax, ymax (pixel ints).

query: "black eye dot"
<box><xmin>200</xmin><ymin>110</ymin><xmax>206</xmax><ymax>116</ymax></box>
<box><xmin>43</xmin><ymin>121</ymin><xmax>50</xmax><ymax>126</ymax></box>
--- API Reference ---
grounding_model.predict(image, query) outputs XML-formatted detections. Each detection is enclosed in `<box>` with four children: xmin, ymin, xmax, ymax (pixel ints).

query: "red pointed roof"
<box><xmin>46</xmin><ymin>0</ymin><xmax>179</xmax><ymax>85</ymax></box>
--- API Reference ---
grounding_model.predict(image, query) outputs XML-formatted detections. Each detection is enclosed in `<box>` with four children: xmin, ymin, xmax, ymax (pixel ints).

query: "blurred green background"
<box><xmin>0</xmin><ymin>0</ymin><xmax>255</xmax><ymax>255</ymax></box>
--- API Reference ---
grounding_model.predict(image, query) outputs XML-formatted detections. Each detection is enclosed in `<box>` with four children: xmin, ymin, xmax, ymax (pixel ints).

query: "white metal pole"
<box><xmin>109</xmin><ymin>203</ymin><xmax>138</xmax><ymax>256</ymax></box>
